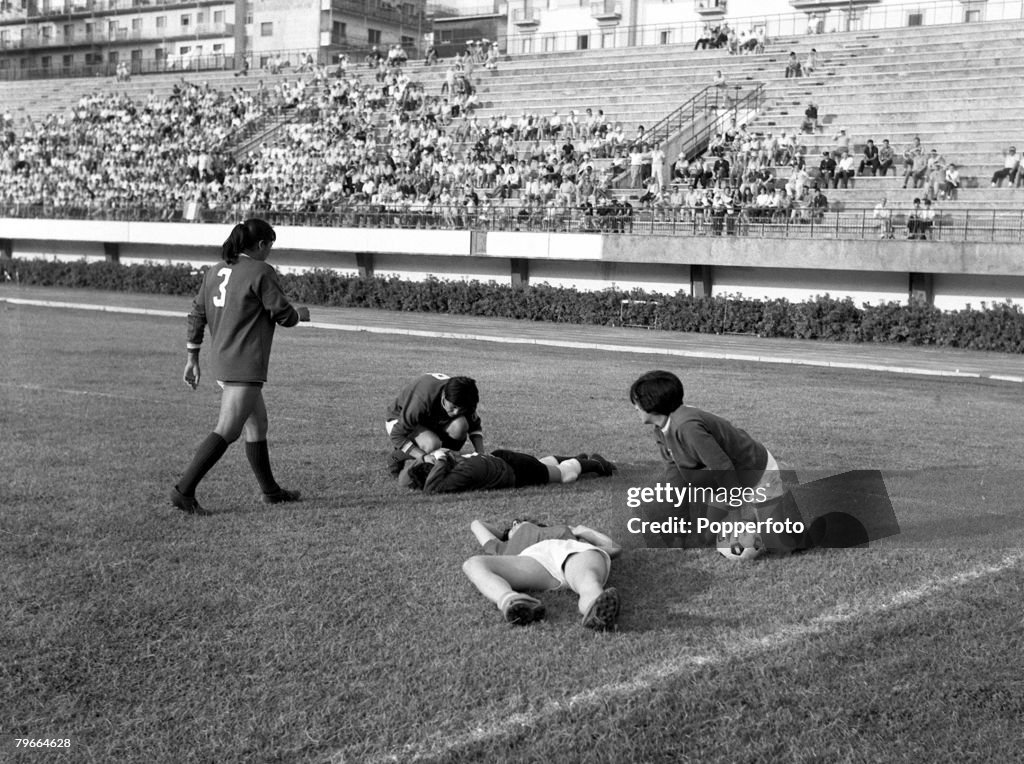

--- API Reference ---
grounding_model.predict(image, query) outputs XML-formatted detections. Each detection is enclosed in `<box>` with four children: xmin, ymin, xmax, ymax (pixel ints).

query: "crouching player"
<box><xmin>385</xmin><ymin>373</ymin><xmax>483</xmax><ymax>476</ymax></box>
<box><xmin>628</xmin><ymin>370</ymin><xmax>806</xmax><ymax>556</ymax></box>
<box><xmin>399</xmin><ymin>449</ymin><xmax>615</xmax><ymax>493</ymax></box>
<box><xmin>462</xmin><ymin>519</ymin><xmax>622</xmax><ymax>630</ymax></box>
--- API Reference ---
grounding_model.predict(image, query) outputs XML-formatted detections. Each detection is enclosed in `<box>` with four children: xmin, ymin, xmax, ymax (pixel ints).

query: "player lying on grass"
<box><xmin>398</xmin><ymin>449</ymin><xmax>616</xmax><ymax>493</ymax></box>
<box><xmin>629</xmin><ymin>369</ymin><xmax>806</xmax><ymax>555</ymax></box>
<box><xmin>462</xmin><ymin>519</ymin><xmax>622</xmax><ymax>630</ymax></box>
<box><xmin>385</xmin><ymin>373</ymin><xmax>483</xmax><ymax>476</ymax></box>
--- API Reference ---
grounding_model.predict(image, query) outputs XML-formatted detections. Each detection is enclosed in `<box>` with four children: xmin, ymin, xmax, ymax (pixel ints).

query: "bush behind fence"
<box><xmin>3</xmin><ymin>258</ymin><xmax>1022</xmax><ymax>353</ymax></box>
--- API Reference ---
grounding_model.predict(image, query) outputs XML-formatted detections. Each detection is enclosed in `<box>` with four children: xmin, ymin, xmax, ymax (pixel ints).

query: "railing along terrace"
<box><xmin>507</xmin><ymin>0</ymin><xmax>1024</xmax><ymax>55</ymax></box>
<box><xmin>3</xmin><ymin>203</ymin><xmax>1024</xmax><ymax>244</ymax></box>
<box><xmin>640</xmin><ymin>83</ymin><xmax>764</xmax><ymax>154</ymax></box>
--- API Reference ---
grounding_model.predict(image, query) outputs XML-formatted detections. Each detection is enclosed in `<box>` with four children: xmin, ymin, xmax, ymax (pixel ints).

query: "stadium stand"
<box><xmin>3</xmin><ymin>16</ymin><xmax>1024</xmax><ymax>236</ymax></box>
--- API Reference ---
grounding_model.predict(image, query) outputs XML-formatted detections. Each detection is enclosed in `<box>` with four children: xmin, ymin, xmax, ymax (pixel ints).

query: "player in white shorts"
<box><xmin>461</xmin><ymin>519</ymin><xmax>622</xmax><ymax>631</ymax></box>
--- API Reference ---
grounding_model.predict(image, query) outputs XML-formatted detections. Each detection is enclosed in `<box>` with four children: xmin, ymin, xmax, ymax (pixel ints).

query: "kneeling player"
<box><xmin>462</xmin><ymin>519</ymin><xmax>622</xmax><ymax>630</ymax></box>
<box><xmin>385</xmin><ymin>373</ymin><xmax>482</xmax><ymax>476</ymax></box>
<box><xmin>399</xmin><ymin>449</ymin><xmax>616</xmax><ymax>493</ymax></box>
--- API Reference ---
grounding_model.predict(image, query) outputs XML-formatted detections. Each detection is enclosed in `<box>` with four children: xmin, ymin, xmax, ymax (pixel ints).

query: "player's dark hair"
<box><xmin>498</xmin><ymin>518</ymin><xmax>549</xmax><ymax>541</ymax></box>
<box><xmin>220</xmin><ymin>218</ymin><xmax>276</xmax><ymax>264</ymax></box>
<box><xmin>405</xmin><ymin>461</ymin><xmax>432</xmax><ymax>490</ymax></box>
<box><xmin>629</xmin><ymin>370</ymin><xmax>684</xmax><ymax>415</ymax></box>
<box><xmin>443</xmin><ymin>376</ymin><xmax>479</xmax><ymax>412</ymax></box>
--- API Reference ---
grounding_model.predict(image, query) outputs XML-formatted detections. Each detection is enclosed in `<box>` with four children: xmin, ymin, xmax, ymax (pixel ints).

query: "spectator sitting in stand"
<box><xmin>801</xmin><ymin>101</ymin><xmax>819</xmax><ymax>133</ymax></box>
<box><xmin>858</xmin><ymin>139</ymin><xmax>880</xmax><ymax>176</ymax></box>
<box><xmin>942</xmin><ymin>163</ymin><xmax>961</xmax><ymax>200</ymax></box>
<box><xmin>803</xmin><ymin>48</ymin><xmax>819</xmax><ymax>76</ymax></box>
<box><xmin>809</xmin><ymin>185</ymin><xmax>828</xmax><ymax>223</ymax></box>
<box><xmin>835</xmin><ymin>151</ymin><xmax>856</xmax><ymax>188</ymax></box>
<box><xmin>785</xmin><ymin>51</ymin><xmax>802</xmax><ymax>78</ymax></box>
<box><xmin>818</xmin><ymin>151</ymin><xmax>836</xmax><ymax>188</ymax></box>
<box><xmin>877</xmin><ymin>138</ymin><xmax>895</xmax><ymax>177</ymax></box>
<box><xmin>991</xmin><ymin>146</ymin><xmax>1020</xmax><ymax>187</ymax></box>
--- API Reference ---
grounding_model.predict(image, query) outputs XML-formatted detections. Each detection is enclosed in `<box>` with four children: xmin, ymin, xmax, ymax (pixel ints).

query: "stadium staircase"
<box><xmin>415</xmin><ymin>16</ymin><xmax>1024</xmax><ymax>212</ymax></box>
<box><xmin>4</xmin><ymin>16</ymin><xmax>1024</xmax><ymax>217</ymax></box>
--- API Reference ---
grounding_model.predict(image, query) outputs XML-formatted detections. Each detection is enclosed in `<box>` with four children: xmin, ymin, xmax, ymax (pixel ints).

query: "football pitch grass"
<box><xmin>3</xmin><ymin>297</ymin><xmax>1023</xmax><ymax>763</ymax></box>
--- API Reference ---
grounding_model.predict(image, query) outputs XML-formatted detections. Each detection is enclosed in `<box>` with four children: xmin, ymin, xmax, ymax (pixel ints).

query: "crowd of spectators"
<box><xmin>0</xmin><ymin>46</ymin><xmax>995</xmax><ymax>239</ymax></box>
<box><xmin>0</xmin><ymin>80</ymin><xmax>275</xmax><ymax>217</ymax></box>
<box><xmin>694</xmin><ymin>23</ymin><xmax>766</xmax><ymax>55</ymax></box>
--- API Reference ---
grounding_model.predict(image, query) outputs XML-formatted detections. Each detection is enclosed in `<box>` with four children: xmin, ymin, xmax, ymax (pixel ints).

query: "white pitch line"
<box><xmin>367</xmin><ymin>552</ymin><xmax>1024</xmax><ymax>764</ymax></box>
<box><xmin>4</xmin><ymin>297</ymin><xmax>1022</xmax><ymax>384</ymax></box>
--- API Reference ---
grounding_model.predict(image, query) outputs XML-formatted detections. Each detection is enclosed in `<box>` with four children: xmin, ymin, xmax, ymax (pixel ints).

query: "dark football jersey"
<box><xmin>187</xmin><ymin>255</ymin><xmax>298</xmax><ymax>382</ymax></box>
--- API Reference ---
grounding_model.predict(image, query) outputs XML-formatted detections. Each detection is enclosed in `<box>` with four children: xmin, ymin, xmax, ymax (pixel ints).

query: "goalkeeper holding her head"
<box><xmin>169</xmin><ymin>218</ymin><xmax>310</xmax><ymax>515</ymax></box>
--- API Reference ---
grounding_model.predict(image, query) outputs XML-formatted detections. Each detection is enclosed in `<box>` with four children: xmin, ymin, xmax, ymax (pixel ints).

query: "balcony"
<box><xmin>1</xmin><ymin>20</ymin><xmax>234</xmax><ymax>50</ymax></box>
<box><xmin>789</xmin><ymin>0</ymin><xmax>880</xmax><ymax>9</ymax></box>
<box><xmin>694</xmin><ymin>0</ymin><xmax>726</xmax><ymax>18</ymax></box>
<box><xmin>511</xmin><ymin>6</ymin><xmax>539</xmax><ymax>28</ymax></box>
<box><xmin>590</xmin><ymin>1</ymin><xmax>621</xmax><ymax>23</ymax></box>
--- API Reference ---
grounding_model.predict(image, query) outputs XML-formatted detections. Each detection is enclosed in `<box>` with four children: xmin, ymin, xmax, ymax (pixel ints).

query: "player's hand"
<box><xmin>183</xmin><ymin>358</ymin><xmax>200</xmax><ymax>390</ymax></box>
<box><xmin>297</xmin><ymin>306</ymin><xmax>310</xmax><ymax>322</ymax></box>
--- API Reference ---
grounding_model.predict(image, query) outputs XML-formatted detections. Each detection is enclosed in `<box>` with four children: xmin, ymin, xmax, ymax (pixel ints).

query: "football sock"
<box><xmin>176</xmin><ymin>433</ymin><xmax>229</xmax><ymax>497</ymax></box>
<box><xmin>576</xmin><ymin>457</ymin><xmax>605</xmax><ymax>476</ymax></box>
<box><xmin>557</xmin><ymin>458</ymin><xmax>582</xmax><ymax>483</ymax></box>
<box><xmin>245</xmin><ymin>439</ymin><xmax>281</xmax><ymax>494</ymax></box>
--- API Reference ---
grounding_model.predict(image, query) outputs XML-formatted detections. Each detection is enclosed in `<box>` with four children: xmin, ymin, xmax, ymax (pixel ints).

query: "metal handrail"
<box><xmin>640</xmin><ymin>82</ymin><xmax>764</xmax><ymax>157</ymax></box>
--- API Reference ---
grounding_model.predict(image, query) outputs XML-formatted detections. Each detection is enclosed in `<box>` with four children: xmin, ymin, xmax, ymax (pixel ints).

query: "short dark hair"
<box><xmin>629</xmin><ymin>370</ymin><xmax>684</xmax><ymax>415</ymax></box>
<box><xmin>443</xmin><ymin>376</ymin><xmax>479</xmax><ymax>412</ymax></box>
<box><xmin>404</xmin><ymin>461</ymin><xmax>432</xmax><ymax>490</ymax></box>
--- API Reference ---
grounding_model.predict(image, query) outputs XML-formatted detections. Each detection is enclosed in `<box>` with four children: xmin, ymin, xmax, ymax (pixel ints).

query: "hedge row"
<box><xmin>4</xmin><ymin>258</ymin><xmax>1023</xmax><ymax>353</ymax></box>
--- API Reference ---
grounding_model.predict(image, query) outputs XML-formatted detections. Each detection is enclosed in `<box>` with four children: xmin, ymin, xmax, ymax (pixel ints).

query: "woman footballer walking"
<box><xmin>170</xmin><ymin>218</ymin><xmax>310</xmax><ymax>515</ymax></box>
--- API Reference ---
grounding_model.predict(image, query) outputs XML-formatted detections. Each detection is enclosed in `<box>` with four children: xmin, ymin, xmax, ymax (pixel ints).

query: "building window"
<box><xmin>196</xmin><ymin>12</ymin><xmax>204</xmax><ymax>25</ymax></box>
<box><xmin>214</xmin><ymin>10</ymin><xmax>224</xmax><ymax>24</ymax></box>
<box><xmin>156</xmin><ymin>16</ymin><xmax>166</xmax><ymax>29</ymax></box>
<box><xmin>132</xmin><ymin>18</ymin><xmax>142</xmax><ymax>31</ymax></box>
<box><xmin>333</xmin><ymin>20</ymin><xmax>346</xmax><ymax>39</ymax></box>
<box><xmin>907</xmin><ymin>12</ymin><xmax>923</xmax><ymax>26</ymax></box>
<box><xmin>659</xmin><ymin>30</ymin><xmax>671</xmax><ymax>44</ymax></box>
<box><xmin>62</xmin><ymin>54</ymin><xmax>73</xmax><ymax>68</ymax></box>
<box><xmin>368</xmin><ymin>28</ymin><xmax>381</xmax><ymax>44</ymax></box>
<box><xmin>108</xmin><ymin>50</ymin><xmax>118</xmax><ymax>63</ymax></box>
<box><xmin>261</xmin><ymin>21</ymin><xmax>273</xmax><ymax>36</ymax></box>
<box><xmin>181</xmin><ymin>14</ymin><xmax>190</xmax><ymax>29</ymax></box>
<box><xmin>401</xmin><ymin>35</ymin><xmax>413</xmax><ymax>47</ymax></box>
<box><xmin>577</xmin><ymin>34</ymin><xmax>588</xmax><ymax>50</ymax></box>
<box><xmin>41</xmin><ymin>55</ymin><xmax>51</xmax><ymax>69</ymax></box>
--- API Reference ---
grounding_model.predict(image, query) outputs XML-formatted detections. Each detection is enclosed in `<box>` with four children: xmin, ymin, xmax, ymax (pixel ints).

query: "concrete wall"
<box><xmin>3</xmin><ymin>217</ymin><xmax>1023</xmax><ymax>308</ymax></box>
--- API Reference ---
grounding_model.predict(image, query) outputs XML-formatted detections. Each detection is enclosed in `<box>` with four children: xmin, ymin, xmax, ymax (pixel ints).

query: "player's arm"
<box><xmin>259</xmin><ymin>268</ymin><xmax>309</xmax><ymax>326</ymax></box>
<box><xmin>471</xmin><ymin>519</ymin><xmax>501</xmax><ymax>546</ymax></box>
<box><xmin>571</xmin><ymin>525</ymin><xmax>622</xmax><ymax>559</ymax></box>
<box><xmin>183</xmin><ymin>292</ymin><xmax>207</xmax><ymax>390</ymax></box>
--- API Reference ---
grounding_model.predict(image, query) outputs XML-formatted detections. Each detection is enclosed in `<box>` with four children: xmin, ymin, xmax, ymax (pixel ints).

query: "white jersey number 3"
<box><xmin>212</xmin><ymin>267</ymin><xmax>232</xmax><ymax>307</ymax></box>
